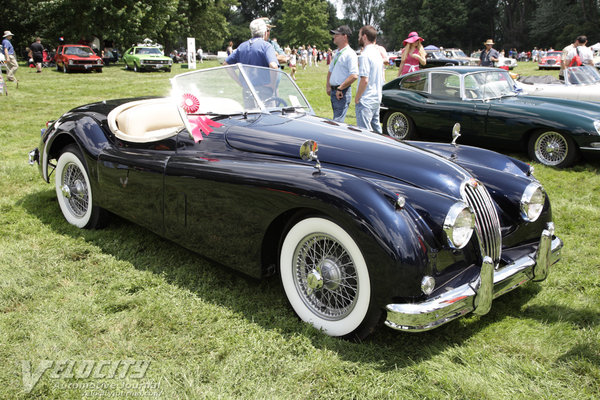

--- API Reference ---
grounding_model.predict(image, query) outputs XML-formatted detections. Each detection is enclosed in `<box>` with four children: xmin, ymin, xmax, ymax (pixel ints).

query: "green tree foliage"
<box><xmin>343</xmin><ymin>0</ymin><xmax>384</xmax><ymax>29</ymax></box>
<box><xmin>1</xmin><ymin>0</ymin><xmax>599</xmax><ymax>54</ymax></box>
<box><xmin>279</xmin><ymin>0</ymin><xmax>330</xmax><ymax>48</ymax></box>
<box><xmin>529</xmin><ymin>0</ymin><xmax>600</xmax><ymax>49</ymax></box>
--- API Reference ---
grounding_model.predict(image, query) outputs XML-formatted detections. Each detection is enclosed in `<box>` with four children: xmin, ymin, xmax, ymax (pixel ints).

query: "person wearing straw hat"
<box><xmin>479</xmin><ymin>39</ymin><xmax>499</xmax><ymax>67</ymax></box>
<box><xmin>2</xmin><ymin>31</ymin><xmax>18</xmax><ymax>82</ymax></box>
<box><xmin>398</xmin><ymin>31</ymin><xmax>426</xmax><ymax>76</ymax></box>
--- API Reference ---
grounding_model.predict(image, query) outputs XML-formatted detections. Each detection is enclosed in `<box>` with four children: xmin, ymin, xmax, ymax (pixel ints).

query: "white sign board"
<box><xmin>187</xmin><ymin>37</ymin><xmax>197</xmax><ymax>70</ymax></box>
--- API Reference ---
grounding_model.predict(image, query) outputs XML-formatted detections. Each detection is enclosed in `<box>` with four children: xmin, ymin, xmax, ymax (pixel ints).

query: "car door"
<box><xmin>410</xmin><ymin>71</ymin><xmax>485</xmax><ymax>141</ymax></box>
<box><xmin>97</xmin><ymin>139</ymin><xmax>176</xmax><ymax>235</ymax></box>
<box><xmin>55</xmin><ymin>46</ymin><xmax>64</xmax><ymax>67</ymax></box>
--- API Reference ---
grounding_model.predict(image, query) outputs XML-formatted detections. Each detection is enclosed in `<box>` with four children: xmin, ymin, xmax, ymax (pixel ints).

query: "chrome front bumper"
<box><xmin>385</xmin><ymin>223</ymin><xmax>562</xmax><ymax>332</ymax></box>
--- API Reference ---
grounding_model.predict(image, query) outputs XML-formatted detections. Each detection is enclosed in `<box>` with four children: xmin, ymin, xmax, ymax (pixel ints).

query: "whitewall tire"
<box><xmin>55</xmin><ymin>146</ymin><xmax>106</xmax><ymax>229</ymax></box>
<box><xmin>280</xmin><ymin>217</ymin><xmax>372</xmax><ymax>337</ymax></box>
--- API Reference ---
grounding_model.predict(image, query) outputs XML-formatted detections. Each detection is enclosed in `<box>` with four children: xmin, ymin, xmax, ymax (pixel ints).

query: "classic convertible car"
<box><xmin>517</xmin><ymin>65</ymin><xmax>600</xmax><ymax>102</ymax></box>
<box><xmin>381</xmin><ymin>66</ymin><xmax>600</xmax><ymax>167</ymax></box>
<box><xmin>29</xmin><ymin>65</ymin><xmax>562</xmax><ymax>339</ymax></box>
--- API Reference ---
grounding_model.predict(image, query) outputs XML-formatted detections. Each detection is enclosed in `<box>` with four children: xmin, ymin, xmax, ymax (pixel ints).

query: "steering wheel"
<box><xmin>264</xmin><ymin>96</ymin><xmax>288</xmax><ymax>108</ymax></box>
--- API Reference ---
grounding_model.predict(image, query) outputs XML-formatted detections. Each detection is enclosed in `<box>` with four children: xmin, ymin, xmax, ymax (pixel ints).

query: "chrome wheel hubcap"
<box><xmin>387</xmin><ymin>113</ymin><xmax>409</xmax><ymax>139</ymax></box>
<box><xmin>535</xmin><ymin>132</ymin><xmax>567</xmax><ymax>166</ymax></box>
<box><xmin>61</xmin><ymin>162</ymin><xmax>89</xmax><ymax>217</ymax></box>
<box><xmin>293</xmin><ymin>233</ymin><xmax>358</xmax><ymax>320</ymax></box>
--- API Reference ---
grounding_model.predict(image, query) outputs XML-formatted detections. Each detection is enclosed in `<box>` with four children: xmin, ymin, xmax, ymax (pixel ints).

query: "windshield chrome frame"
<box><xmin>170</xmin><ymin>63</ymin><xmax>314</xmax><ymax>115</ymax></box>
<box><xmin>461</xmin><ymin>69</ymin><xmax>519</xmax><ymax>102</ymax></box>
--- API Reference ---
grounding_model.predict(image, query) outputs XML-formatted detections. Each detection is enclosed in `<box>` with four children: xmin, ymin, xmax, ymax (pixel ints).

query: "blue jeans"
<box><xmin>330</xmin><ymin>87</ymin><xmax>351</xmax><ymax>122</ymax></box>
<box><xmin>355</xmin><ymin>102</ymin><xmax>382</xmax><ymax>133</ymax></box>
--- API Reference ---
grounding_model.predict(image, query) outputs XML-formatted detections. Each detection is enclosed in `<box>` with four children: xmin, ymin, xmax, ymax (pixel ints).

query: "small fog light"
<box><xmin>421</xmin><ymin>276</ymin><xmax>435</xmax><ymax>296</ymax></box>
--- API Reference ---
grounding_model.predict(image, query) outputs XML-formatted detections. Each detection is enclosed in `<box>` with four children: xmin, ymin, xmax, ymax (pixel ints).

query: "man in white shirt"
<box><xmin>566</xmin><ymin>35</ymin><xmax>594</xmax><ymax>67</ymax></box>
<box><xmin>355</xmin><ymin>25</ymin><xmax>383</xmax><ymax>133</ymax></box>
<box><xmin>326</xmin><ymin>26</ymin><xmax>359</xmax><ymax>122</ymax></box>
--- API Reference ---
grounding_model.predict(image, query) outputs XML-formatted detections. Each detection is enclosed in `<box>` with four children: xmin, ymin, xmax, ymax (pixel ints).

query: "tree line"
<box><xmin>1</xmin><ymin>0</ymin><xmax>597</xmax><ymax>55</ymax></box>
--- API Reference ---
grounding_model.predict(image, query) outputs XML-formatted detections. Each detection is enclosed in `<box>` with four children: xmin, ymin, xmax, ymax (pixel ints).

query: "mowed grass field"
<box><xmin>1</xmin><ymin>60</ymin><xmax>599</xmax><ymax>399</ymax></box>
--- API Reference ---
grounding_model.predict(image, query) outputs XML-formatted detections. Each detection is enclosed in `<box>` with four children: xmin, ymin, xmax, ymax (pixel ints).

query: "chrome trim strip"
<box><xmin>579</xmin><ymin>147</ymin><xmax>600</xmax><ymax>151</ymax></box>
<box><xmin>385</xmin><ymin>225</ymin><xmax>563</xmax><ymax>332</ymax></box>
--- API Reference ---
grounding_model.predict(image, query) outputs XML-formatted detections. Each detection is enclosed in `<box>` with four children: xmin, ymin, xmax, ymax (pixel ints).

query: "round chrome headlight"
<box><xmin>443</xmin><ymin>202</ymin><xmax>475</xmax><ymax>249</ymax></box>
<box><xmin>520</xmin><ymin>182</ymin><xmax>545</xmax><ymax>222</ymax></box>
<box><xmin>593</xmin><ymin>120</ymin><xmax>600</xmax><ymax>135</ymax></box>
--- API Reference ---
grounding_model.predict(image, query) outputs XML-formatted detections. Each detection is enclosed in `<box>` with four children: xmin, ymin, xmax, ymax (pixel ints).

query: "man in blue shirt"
<box><xmin>355</xmin><ymin>25</ymin><xmax>383</xmax><ymax>133</ymax></box>
<box><xmin>326</xmin><ymin>25</ymin><xmax>358</xmax><ymax>123</ymax></box>
<box><xmin>225</xmin><ymin>18</ymin><xmax>279</xmax><ymax>104</ymax></box>
<box><xmin>225</xmin><ymin>18</ymin><xmax>278</xmax><ymax>69</ymax></box>
<box><xmin>2</xmin><ymin>31</ymin><xmax>18</xmax><ymax>82</ymax></box>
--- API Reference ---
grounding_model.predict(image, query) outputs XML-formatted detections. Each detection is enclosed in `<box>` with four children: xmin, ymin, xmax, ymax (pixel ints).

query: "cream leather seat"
<box><xmin>107</xmin><ymin>99</ymin><xmax>184</xmax><ymax>143</ymax></box>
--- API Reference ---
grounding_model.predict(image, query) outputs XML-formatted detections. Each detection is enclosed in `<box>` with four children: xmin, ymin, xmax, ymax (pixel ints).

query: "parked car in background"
<box><xmin>28</xmin><ymin>64</ymin><xmax>562</xmax><ymax>339</ymax></box>
<box><xmin>518</xmin><ymin>65</ymin><xmax>600</xmax><ymax>102</ymax></box>
<box><xmin>424</xmin><ymin>50</ymin><xmax>469</xmax><ymax>67</ymax></box>
<box><xmin>443</xmin><ymin>48</ymin><xmax>479</xmax><ymax>65</ymax></box>
<box><xmin>496</xmin><ymin>55</ymin><xmax>517</xmax><ymax>70</ymax></box>
<box><xmin>123</xmin><ymin>44</ymin><xmax>172</xmax><ymax>72</ymax></box>
<box><xmin>538</xmin><ymin>51</ymin><xmax>561</xmax><ymax>70</ymax></box>
<box><xmin>593</xmin><ymin>50</ymin><xmax>600</xmax><ymax>69</ymax></box>
<box><xmin>380</xmin><ymin>66</ymin><xmax>600</xmax><ymax>167</ymax></box>
<box><xmin>393</xmin><ymin>50</ymin><xmax>468</xmax><ymax>68</ymax></box>
<box><xmin>387</xmin><ymin>52</ymin><xmax>399</xmax><ymax>66</ymax></box>
<box><xmin>54</xmin><ymin>44</ymin><xmax>103</xmax><ymax>73</ymax></box>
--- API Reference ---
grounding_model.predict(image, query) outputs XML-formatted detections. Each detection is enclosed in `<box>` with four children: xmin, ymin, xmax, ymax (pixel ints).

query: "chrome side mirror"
<box><xmin>451</xmin><ymin>123</ymin><xmax>461</xmax><ymax>146</ymax></box>
<box><xmin>300</xmin><ymin>140</ymin><xmax>321</xmax><ymax>172</ymax></box>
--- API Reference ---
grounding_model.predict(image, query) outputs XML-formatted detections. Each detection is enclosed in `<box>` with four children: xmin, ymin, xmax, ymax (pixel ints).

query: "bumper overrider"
<box><xmin>385</xmin><ymin>223</ymin><xmax>562</xmax><ymax>332</ymax></box>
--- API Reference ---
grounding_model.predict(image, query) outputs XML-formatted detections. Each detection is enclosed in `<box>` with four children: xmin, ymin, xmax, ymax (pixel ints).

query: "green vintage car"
<box><xmin>381</xmin><ymin>66</ymin><xmax>600</xmax><ymax>167</ymax></box>
<box><xmin>123</xmin><ymin>45</ymin><xmax>172</xmax><ymax>72</ymax></box>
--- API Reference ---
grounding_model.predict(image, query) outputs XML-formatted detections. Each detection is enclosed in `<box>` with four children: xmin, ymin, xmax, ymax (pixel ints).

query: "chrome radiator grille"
<box><xmin>462</xmin><ymin>179</ymin><xmax>502</xmax><ymax>265</ymax></box>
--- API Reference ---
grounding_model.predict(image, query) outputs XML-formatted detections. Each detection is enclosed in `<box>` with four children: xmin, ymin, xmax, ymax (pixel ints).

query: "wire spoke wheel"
<box><xmin>61</xmin><ymin>162</ymin><xmax>89</xmax><ymax>218</ymax></box>
<box><xmin>55</xmin><ymin>145</ymin><xmax>107</xmax><ymax>229</ymax></box>
<box><xmin>384</xmin><ymin>111</ymin><xmax>412</xmax><ymax>140</ymax></box>
<box><xmin>293</xmin><ymin>233</ymin><xmax>358</xmax><ymax>320</ymax></box>
<box><xmin>534</xmin><ymin>131</ymin><xmax>568</xmax><ymax>166</ymax></box>
<box><xmin>280</xmin><ymin>217</ymin><xmax>372</xmax><ymax>337</ymax></box>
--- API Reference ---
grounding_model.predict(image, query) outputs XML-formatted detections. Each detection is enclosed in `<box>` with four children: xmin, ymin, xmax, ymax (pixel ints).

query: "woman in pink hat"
<box><xmin>398</xmin><ymin>31</ymin><xmax>426</xmax><ymax>76</ymax></box>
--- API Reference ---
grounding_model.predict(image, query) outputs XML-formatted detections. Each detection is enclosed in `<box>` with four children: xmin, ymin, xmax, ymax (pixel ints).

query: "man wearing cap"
<box><xmin>2</xmin><ymin>31</ymin><xmax>18</xmax><ymax>82</ymax></box>
<box><xmin>326</xmin><ymin>25</ymin><xmax>358</xmax><ymax>123</ymax></box>
<box><xmin>224</xmin><ymin>18</ymin><xmax>278</xmax><ymax>69</ymax></box>
<box><xmin>479</xmin><ymin>39</ymin><xmax>499</xmax><ymax>67</ymax></box>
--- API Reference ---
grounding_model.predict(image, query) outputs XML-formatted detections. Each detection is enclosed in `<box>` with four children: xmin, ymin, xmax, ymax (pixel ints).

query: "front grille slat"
<box><xmin>462</xmin><ymin>180</ymin><xmax>502</xmax><ymax>266</ymax></box>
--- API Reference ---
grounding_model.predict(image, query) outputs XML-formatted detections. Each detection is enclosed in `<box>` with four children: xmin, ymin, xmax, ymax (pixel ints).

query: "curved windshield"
<box><xmin>136</xmin><ymin>47</ymin><xmax>163</xmax><ymax>55</ymax></box>
<box><xmin>564</xmin><ymin>65</ymin><xmax>600</xmax><ymax>85</ymax></box>
<box><xmin>170</xmin><ymin>64</ymin><xmax>313</xmax><ymax>115</ymax></box>
<box><xmin>463</xmin><ymin>70</ymin><xmax>518</xmax><ymax>100</ymax></box>
<box><xmin>65</xmin><ymin>46</ymin><xmax>94</xmax><ymax>56</ymax></box>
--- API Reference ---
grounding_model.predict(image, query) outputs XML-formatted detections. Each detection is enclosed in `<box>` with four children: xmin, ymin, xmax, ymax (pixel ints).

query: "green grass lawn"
<box><xmin>1</xmin><ymin>61</ymin><xmax>599</xmax><ymax>399</ymax></box>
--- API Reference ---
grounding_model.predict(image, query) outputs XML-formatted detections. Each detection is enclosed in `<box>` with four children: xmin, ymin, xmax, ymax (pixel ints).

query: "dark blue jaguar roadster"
<box><xmin>29</xmin><ymin>65</ymin><xmax>562</xmax><ymax>339</ymax></box>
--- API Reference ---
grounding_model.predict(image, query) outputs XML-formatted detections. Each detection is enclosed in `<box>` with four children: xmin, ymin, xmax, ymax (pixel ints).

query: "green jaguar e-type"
<box><xmin>381</xmin><ymin>66</ymin><xmax>600</xmax><ymax>167</ymax></box>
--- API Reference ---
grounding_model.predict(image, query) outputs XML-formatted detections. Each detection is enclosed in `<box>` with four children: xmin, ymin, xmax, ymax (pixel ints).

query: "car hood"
<box><xmin>500</xmin><ymin>95</ymin><xmax>600</xmax><ymax>118</ymax></box>
<box><xmin>226</xmin><ymin>113</ymin><xmax>470</xmax><ymax>197</ymax></box>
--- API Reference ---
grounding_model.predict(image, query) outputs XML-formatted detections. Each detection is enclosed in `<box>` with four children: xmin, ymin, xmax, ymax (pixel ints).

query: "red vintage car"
<box><xmin>538</xmin><ymin>51</ymin><xmax>561</xmax><ymax>70</ymax></box>
<box><xmin>55</xmin><ymin>44</ymin><xmax>103</xmax><ymax>73</ymax></box>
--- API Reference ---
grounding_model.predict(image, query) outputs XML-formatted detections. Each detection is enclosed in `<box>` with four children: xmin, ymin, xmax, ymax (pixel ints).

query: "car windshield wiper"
<box><xmin>281</xmin><ymin>106</ymin><xmax>309</xmax><ymax>114</ymax></box>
